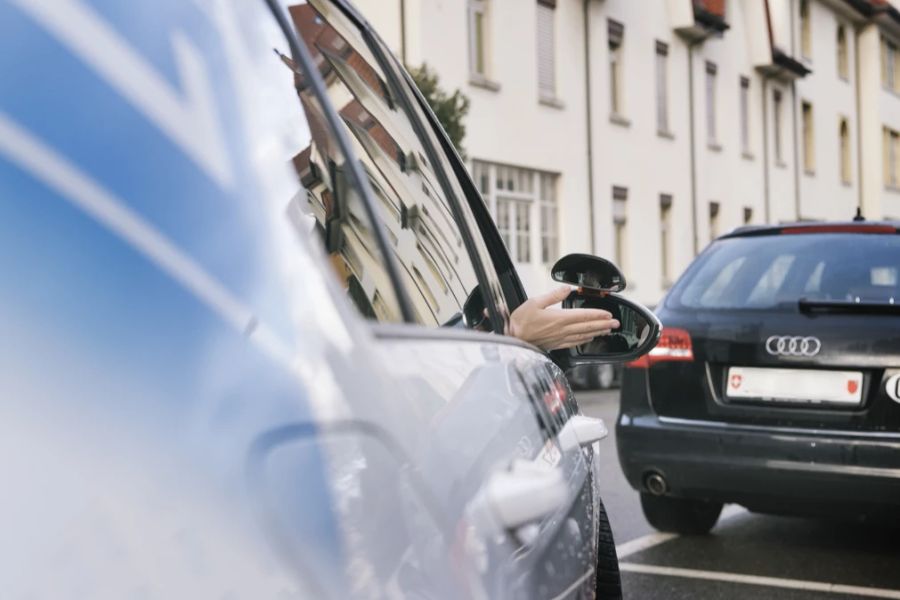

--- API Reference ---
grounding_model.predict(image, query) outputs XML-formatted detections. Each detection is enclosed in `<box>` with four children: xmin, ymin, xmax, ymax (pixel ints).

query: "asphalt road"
<box><xmin>578</xmin><ymin>389</ymin><xmax>900</xmax><ymax>600</ymax></box>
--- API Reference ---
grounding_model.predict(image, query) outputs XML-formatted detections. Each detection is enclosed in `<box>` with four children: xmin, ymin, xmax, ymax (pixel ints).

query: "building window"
<box><xmin>474</xmin><ymin>161</ymin><xmax>559</xmax><ymax>264</ymax></box>
<box><xmin>881</xmin><ymin>36</ymin><xmax>900</xmax><ymax>93</ymax></box>
<box><xmin>660</xmin><ymin>194</ymin><xmax>673</xmax><ymax>286</ymax></box>
<box><xmin>539</xmin><ymin>173</ymin><xmax>558</xmax><ymax>263</ymax></box>
<box><xmin>709</xmin><ymin>201</ymin><xmax>720</xmax><ymax>239</ymax></box>
<box><xmin>537</xmin><ymin>0</ymin><xmax>557</xmax><ymax>100</ymax></box>
<box><xmin>774</xmin><ymin>89</ymin><xmax>784</xmax><ymax>164</ymax></box>
<box><xmin>706</xmin><ymin>62</ymin><xmax>718</xmax><ymax>146</ymax></box>
<box><xmin>802</xmin><ymin>101</ymin><xmax>815</xmax><ymax>173</ymax></box>
<box><xmin>656</xmin><ymin>41</ymin><xmax>669</xmax><ymax>134</ymax></box>
<box><xmin>840</xmin><ymin>118</ymin><xmax>852</xmax><ymax>183</ymax></box>
<box><xmin>837</xmin><ymin>25</ymin><xmax>849</xmax><ymax>79</ymax></box>
<box><xmin>800</xmin><ymin>0</ymin><xmax>812</xmax><ymax>59</ymax></box>
<box><xmin>613</xmin><ymin>186</ymin><xmax>628</xmax><ymax>270</ymax></box>
<box><xmin>883</xmin><ymin>127</ymin><xmax>900</xmax><ymax>188</ymax></box>
<box><xmin>608</xmin><ymin>19</ymin><xmax>625</xmax><ymax>118</ymax></box>
<box><xmin>743</xmin><ymin>207</ymin><xmax>753</xmax><ymax>225</ymax></box>
<box><xmin>740</xmin><ymin>76</ymin><xmax>751</xmax><ymax>154</ymax></box>
<box><xmin>468</xmin><ymin>0</ymin><xmax>489</xmax><ymax>79</ymax></box>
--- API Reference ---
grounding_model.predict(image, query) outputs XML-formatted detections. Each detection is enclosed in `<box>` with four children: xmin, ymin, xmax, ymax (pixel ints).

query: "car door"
<box><xmin>279</xmin><ymin>1</ymin><xmax>601</xmax><ymax>597</ymax></box>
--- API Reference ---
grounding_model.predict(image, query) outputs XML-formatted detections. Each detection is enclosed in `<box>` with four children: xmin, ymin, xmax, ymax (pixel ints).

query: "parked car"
<box><xmin>617</xmin><ymin>221</ymin><xmax>900</xmax><ymax>534</ymax></box>
<box><xmin>567</xmin><ymin>364</ymin><xmax>621</xmax><ymax>391</ymax></box>
<box><xmin>1</xmin><ymin>0</ymin><xmax>659</xmax><ymax>597</ymax></box>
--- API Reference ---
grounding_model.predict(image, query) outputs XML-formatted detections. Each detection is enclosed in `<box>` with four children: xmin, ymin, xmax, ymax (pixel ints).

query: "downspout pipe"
<box><xmin>688</xmin><ymin>41</ymin><xmax>699</xmax><ymax>255</ymax></box>
<box><xmin>400</xmin><ymin>0</ymin><xmax>407</xmax><ymax>64</ymax></box>
<box><xmin>583</xmin><ymin>0</ymin><xmax>596</xmax><ymax>253</ymax></box>
<box><xmin>790</xmin><ymin>0</ymin><xmax>802</xmax><ymax>220</ymax></box>
<box><xmin>762</xmin><ymin>75</ymin><xmax>772</xmax><ymax>224</ymax></box>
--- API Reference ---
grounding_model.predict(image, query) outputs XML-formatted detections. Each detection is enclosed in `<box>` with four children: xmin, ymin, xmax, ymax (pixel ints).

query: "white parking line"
<box><xmin>618</xmin><ymin>563</ymin><xmax>900</xmax><ymax>599</ymax></box>
<box><xmin>615</xmin><ymin>503</ymin><xmax>745</xmax><ymax>559</ymax></box>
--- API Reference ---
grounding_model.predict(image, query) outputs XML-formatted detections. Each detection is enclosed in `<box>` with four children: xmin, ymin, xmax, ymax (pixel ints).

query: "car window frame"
<box><xmin>265</xmin><ymin>0</ymin><xmax>417</xmax><ymax>323</ymax></box>
<box><xmin>293</xmin><ymin>0</ymin><xmax>515</xmax><ymax>335</ymax></box>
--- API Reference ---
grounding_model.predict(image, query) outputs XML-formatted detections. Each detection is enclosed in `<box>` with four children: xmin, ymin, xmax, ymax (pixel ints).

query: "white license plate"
<box><xmin>726</xmin><ymin>367</ymin><xmax>863</xmax><ymax>405</ymax></box>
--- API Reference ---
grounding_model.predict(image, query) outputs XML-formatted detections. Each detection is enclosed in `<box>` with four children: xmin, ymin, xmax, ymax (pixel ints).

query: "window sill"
<box><xmin>657</xmin><ymin>129</ymin><xmax>675</xmax><ymax>140</ymax></box>
<box><xmin>885</xmin><ymin>184</ymin><xmax>900</xmax><ymax>193</ymax></box>
<box><xmin>610</xmin><ymin>113</ymin><xmax>631</xmax><ymax>128</ymax></box>
<box><xmin>469</xmin><ymin>75</ymin><xmax>501</xmax><ymax>92</ymax></box>
<box><xmin>741</xmin><ymin>150</ymin><xmax>755</xmax><ymax>161</ymax></box>
<box><xmin>539</xmin><ymin>95</ymin><xmax>565</xmax><ymax>110</ymax></box>
<box><xmin>707</xmin><ymin>141</ymin><xmax>723</xmax><ymax>152</ymax></box>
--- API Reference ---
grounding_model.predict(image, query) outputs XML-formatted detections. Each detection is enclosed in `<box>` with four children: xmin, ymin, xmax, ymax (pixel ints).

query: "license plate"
<box><xmin>726</xmin><ymin>367</ymin><xmax>863</xmax><ymax>405</ymax></box>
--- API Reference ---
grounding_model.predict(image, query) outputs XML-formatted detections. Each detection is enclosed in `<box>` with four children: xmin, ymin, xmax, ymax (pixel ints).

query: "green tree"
<box><xmin>408</xmin><ymin>64</ymin><xmax>470</xmax><ymax>159</ymax></box>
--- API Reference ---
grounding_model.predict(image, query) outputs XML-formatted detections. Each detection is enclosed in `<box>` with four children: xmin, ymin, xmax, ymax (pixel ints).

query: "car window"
<box><xmin>281</xmin><ymin>0</ymin><xmax>500</xmax><ymax>329</ymax></box>
<box><xmin>670</xmin><ymin>233</ymin><xmax>900</xmax><ymax>309</ymax></box>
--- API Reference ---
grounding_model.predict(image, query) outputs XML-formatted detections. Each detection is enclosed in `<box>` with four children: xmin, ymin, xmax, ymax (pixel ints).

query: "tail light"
<box><xmin>626</xmin><ymin>327</ymin><xmax>694</xmax><ymax>368</ymax></box>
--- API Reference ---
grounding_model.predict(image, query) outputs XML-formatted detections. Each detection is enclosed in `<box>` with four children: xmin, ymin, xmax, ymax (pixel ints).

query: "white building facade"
<box><xmin>354</xmin><ymin>0</ymin><xmax>900</xmax><ymax>306</ymax></box>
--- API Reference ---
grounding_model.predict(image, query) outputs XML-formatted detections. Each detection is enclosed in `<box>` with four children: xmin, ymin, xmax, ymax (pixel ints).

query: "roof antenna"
<box><xmin>853</xmin><ymin>207</ymin><xmax>865</xmax><ymax>222</ymax></box>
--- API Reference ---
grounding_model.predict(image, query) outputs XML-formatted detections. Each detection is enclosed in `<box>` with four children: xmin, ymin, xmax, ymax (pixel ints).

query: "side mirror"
<box><xmin>551</xmin><ymin>254</ymin><xmax>626</xmax><ymax>293</ymax></box>
<box><xmin>560</xmin><ymin>291</ymin><xmax>661</xmax><ymax>363</ymax></box>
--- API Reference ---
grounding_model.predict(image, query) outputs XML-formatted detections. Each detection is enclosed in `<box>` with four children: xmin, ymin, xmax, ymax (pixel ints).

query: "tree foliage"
<box><xmin>408</xmin><ymin>63</ymin><xmax>470</xmax><ymax>159</ymax></box>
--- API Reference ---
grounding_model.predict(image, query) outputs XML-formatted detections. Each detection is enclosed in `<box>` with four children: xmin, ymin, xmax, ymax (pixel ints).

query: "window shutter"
<box><xmin>537</xmin><ymin>3</ymin><xmax>555</xmax><ymax>96</ymax></box>
<box><xmin>607</xmin><ymin>19</ymin><xmax>624</xmax><ymax>48</ymax></box>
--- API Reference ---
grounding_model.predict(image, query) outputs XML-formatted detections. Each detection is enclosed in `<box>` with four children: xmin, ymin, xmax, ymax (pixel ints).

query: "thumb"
<box><xmin>533</xmin><ymin>284</ymin><xmax>575</xmax><ymax>309</ymax></box>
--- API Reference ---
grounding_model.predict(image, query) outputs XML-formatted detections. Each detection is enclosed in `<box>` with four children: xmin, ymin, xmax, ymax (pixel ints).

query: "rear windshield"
<box><xmin>668</xmin><ymin>233</ymin><xmax>900</xmax><ymax>310</ymax></box>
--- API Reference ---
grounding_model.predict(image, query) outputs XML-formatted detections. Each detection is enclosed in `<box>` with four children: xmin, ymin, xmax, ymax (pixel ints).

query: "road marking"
<box><xmin>548</xmin><ymin>567</ymin><xmax>595</xmax><ymax>600</ymax></box>
<box><xmin>618</xmin><ymin>563</ymin><xmax>900</xmax><ymax>599</ymax></box>
<box><xmin>11</xmin><ymin>0</ymin><xmax>233</xmax><ymax>189</ymax></box>
<box><xmin>616</xmin><ymin>503</ymin><xmax>745</xmax><ymax>559</ymax></box>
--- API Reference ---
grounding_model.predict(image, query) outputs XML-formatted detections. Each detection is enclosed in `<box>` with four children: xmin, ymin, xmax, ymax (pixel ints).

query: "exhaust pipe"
<box><xmin>644</xmin><ymin>471</ymin><xmax>668</xmax><ymax>496</ymax></box>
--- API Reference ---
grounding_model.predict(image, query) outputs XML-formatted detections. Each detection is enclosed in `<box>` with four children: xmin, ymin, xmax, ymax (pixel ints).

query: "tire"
<box><xmin>595</xmin><ymin>495</ymin><xmax>623</xmax><ymax>599</ymax></box>
<box><xmin>640</xmin><ymin>493</ymin><xmax>723</xmax><ymax>535</ymax></box>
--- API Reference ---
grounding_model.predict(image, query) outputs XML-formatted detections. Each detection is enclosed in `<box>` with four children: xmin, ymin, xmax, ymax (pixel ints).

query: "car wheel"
<box><xmin>595</xmin><ymin>495</ymin><xmax>622</xmax><ymax>599</ymax></box>
<box><xmin>640</xmin><ymin>493</ymin><xmax>722</xmax><ymax>535</ymax></box>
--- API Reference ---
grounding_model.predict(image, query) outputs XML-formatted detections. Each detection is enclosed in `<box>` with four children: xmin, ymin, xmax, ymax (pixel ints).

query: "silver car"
<box><xmin>0</xmin><ymin>0</ymin><xmax>658</xmax><ymax>597</ymax></box>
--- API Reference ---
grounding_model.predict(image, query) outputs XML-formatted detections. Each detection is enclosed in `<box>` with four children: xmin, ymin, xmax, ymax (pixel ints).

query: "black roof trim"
<box><xmin>719</xmin><ymin>220</ymin><xmax>900</xmax><ymax>239</ymax></box>
<box><xmin>694</xmin><ymin>6</ymin><xmax>730</xmax><ymax>32</ymax></box>
<box><xmin>842</xmin><ymin>0</ymin><xmax>900</xmax><ymax>25</ymax></box>
<box><xmin>772</xmin><ymin>47</ymin><xmax>812</xmax><ymax>76</ymax></box>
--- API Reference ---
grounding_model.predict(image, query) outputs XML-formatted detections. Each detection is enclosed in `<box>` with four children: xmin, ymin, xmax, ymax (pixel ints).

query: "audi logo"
<box><xmin>765</xmin><ymin>336</ymin><xmax>822</xmax><ymax>357</ymax></box>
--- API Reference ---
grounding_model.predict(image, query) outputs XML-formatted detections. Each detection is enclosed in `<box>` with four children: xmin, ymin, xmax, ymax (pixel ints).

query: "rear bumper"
<box><xmin>617</xmin><ymin>414</ymin><xmax>900</xmax><ymax>515</ymax></box>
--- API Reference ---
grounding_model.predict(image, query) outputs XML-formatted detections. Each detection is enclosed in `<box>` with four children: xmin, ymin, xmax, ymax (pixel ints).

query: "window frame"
<box><xmin>468</xmin><ymin>0</ymin><xmax>490</xmax><ymax>80</ymax></box>
<box><xmin>536</xmin><ymin>0</ymin><xmax>558</xmax><ymax>101</ymax></box>
<box><xmin>739</xmin><ymin>76</ymin><xmax>751</xmax><ymax>155</ymax></box>
<box><xmin>281</xmin><ymin>0</ymin><xmax>511</xmax><ymax>332</ymax></box>
<box><xmin>473</xmin><ymin>161</ymin><xmax>560</xmax><ymax>267</ymax></box>
<box><xmin>655</xmin><ymin>41</ymin><xmax>669</xmax><ymax>135</ymax></box>
<box><xmin>705</xmin><ymin>61</ymin><xmax>718</xmax><ymax>147</ymax></box>
<box><xmin>608</xmin><ymin>19</ymin><xmax>625</xmax><ymax>119</ymax></box>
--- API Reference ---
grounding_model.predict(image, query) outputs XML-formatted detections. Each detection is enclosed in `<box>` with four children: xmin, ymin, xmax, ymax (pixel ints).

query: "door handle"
<box><xmin>467</xmin><ymin>459</ymin><xmax>567</xmax><ymax>534</ymax></box>
<box><xmin>557</xmin><ymin>415</ymin><xmax>608</xmax><ymax>452</ymax></box>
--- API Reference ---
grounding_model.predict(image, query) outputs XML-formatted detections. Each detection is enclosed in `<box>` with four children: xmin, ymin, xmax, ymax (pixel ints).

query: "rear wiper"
<box><xmin>798</xmin><ymin>297</ymin><xmax>900</xmax><ymax>315</ymax></box>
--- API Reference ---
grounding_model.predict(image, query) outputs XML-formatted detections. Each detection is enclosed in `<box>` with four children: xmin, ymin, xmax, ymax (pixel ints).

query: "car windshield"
<box><xmin>668</xmin><ymin>233</ymin><xmax>900</xmax><ymax>310</ymax></box>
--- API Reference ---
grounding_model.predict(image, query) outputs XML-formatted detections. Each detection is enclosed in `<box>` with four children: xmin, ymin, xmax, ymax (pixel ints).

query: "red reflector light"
<box><xmin>780</xmin><ymin>225</ymin><xmax>897</xmax><ymax>234</ymax></box>
<box><xmin>626</xmin><ymin>327</ymin><xmax>693</xmax><ymax>368</ymax></box>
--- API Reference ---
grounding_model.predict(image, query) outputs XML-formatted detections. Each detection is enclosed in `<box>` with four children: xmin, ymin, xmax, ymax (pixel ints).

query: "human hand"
<box><xmin>507</xmin><ymin>285</ymin><xmax>620</xmax><ymax>351</ymax></box>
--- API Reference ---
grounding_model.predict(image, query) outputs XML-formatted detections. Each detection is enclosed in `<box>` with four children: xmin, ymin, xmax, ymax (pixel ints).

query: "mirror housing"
<box><xmin>556</xmin><ymin>290</ymin><xmax>661</xmax><ymax>365</ymax></box>
<box><xmin>551</xmin><ymin>254</ymin><xmax>626</xmax><ymax>293</ymax></box>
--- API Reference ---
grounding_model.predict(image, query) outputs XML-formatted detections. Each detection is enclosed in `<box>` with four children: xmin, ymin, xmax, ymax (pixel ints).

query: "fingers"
<box><xmin>532</xmin><ymin>285</ymin><xmax>576</xmax><ymax>309</ymax></box>
<box><xmin>560</xmin><ymin>317</ymin><xmax>619</xmax><ymax>337</ymax></box>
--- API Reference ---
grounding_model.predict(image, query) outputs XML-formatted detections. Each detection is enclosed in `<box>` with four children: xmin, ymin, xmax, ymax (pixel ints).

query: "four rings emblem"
<box><xmin>765</xmin><ymin>336</ymin><xmax>821</xmax><ymax>357</ymax></box>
